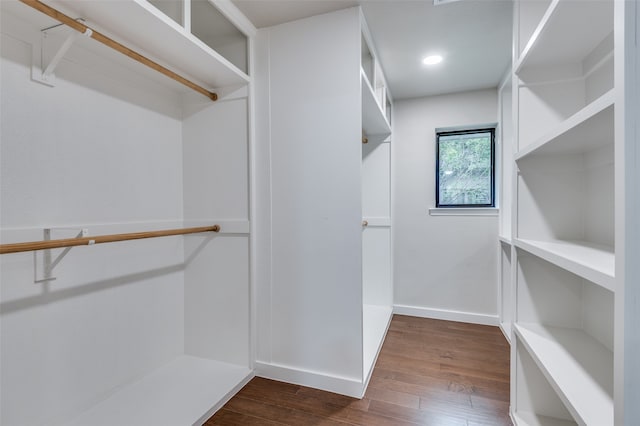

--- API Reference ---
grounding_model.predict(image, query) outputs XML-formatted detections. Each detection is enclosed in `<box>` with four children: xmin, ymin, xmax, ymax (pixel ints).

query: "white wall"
<box><xmin>393</xmin><ymin>89</ymin><xmax>499</xmax><ymax>324</ymax></box>
<box><xmin>0</xmin><ymin>20</ymin><xmax>186</xmax><ymax>424</ymax></box>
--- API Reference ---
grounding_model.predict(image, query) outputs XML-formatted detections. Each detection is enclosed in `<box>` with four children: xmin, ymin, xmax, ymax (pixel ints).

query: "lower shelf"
<box><xmin>514</xmin><ymin>323</ymin><xmax>613</xmax><ymax>426</ymax></box>
<box><xmin>363</xmin><ymin>304</ymin><xmax>392</xmax><ymax>383</ymax></box>
<box><xmin>68</xmin><ymin>356</ymin><xmax>252</xmax><ymax>426</ymax></box>
<box><xmin>513</xmin><ymin>411</ymin><xmax>577</xmax><ymax>426</ymax></box>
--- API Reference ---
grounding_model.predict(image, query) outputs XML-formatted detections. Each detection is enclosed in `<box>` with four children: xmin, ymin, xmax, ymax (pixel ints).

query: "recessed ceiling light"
<box><xmin>422</xmin><ymin>55</ymin><xmax>443</xmax><ymax>65</ymax></box>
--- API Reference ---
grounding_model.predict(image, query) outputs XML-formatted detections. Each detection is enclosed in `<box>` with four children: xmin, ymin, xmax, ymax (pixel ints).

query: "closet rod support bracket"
<box><xmin>32</xmin><ymin>22</ymin><xmax>90</xmax><ymax>87</ymax></box>
<box><xmin>34</xmin><ymin>227</ymin><xmax>88</xmax><ymax>283</ymax></box>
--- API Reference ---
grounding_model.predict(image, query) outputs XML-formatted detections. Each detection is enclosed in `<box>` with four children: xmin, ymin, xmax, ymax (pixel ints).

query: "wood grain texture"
<box><xmin>0</xmin><ymin>225</ymin><xmax>220</xmax><ymax>254</ymax></box>
<box><xmin>207</xmin><ymin>315</ymin><xmax>512</xmax><ymax>425</ymax></box>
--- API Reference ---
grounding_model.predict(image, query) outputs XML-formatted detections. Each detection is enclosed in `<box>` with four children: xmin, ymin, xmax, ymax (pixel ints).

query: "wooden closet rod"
<box><xmin>19</xmin><ymin>0</ymin><xmax>218</xmax><ymax>101</ymax></box>
<box><xmin>0</xmin><ymin>225</ymin><xmax>220</xmax><ymax>255</ymax></box>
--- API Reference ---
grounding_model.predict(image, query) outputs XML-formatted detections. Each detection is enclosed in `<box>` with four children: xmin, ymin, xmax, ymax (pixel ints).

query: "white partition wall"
<box><xmin>0</xmin><ymin>1</ymin><xmax>255</xmax><ymax>424</ymax></box>
<box><xmin>253</xmin><ymin>7</ymin><xmax>393</xmax><ymax>397</ymax></box>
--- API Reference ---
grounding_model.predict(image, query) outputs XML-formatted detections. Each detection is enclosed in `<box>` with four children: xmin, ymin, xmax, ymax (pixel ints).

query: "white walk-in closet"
<box><xmin>1</xmin><ymin>0</ymin><xmax>638</xmax><ymax>425</ymax></box>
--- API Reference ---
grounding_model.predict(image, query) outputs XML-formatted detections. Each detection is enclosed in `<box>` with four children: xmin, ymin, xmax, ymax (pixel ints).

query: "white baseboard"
<box><xmin>393</xmin><ymin>304</ymin><xmax>499</xmax><ymax>326</ymax></box>
<box><xmin>254</xmin><ymin>361</ymin><xmax>364</xmax><ymax>398</ymax></box>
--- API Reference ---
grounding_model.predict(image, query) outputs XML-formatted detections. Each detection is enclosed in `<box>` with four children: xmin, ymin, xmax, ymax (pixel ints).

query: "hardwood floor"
<box><xmin>206</xmin><ymin>315</ymin><xmax>512</xmax><ymax>425</ymax></box>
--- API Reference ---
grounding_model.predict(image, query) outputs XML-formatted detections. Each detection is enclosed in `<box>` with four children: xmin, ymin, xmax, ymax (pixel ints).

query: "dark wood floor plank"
<box><xmin>206</xmin><ymin>315</ymin><xmax>512</xmax><ymax>426</ymax></box>
<box><xmin>205</xmin><ymin>409</ymin><xmax>286</xmax><ymax>425</ymax></box>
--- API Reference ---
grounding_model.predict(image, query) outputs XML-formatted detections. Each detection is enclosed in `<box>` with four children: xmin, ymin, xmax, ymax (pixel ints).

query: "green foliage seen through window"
<box><xmin>436</xmin><ymin>129</ymin><xmax>495</xmax><ymax>207</ymax></box>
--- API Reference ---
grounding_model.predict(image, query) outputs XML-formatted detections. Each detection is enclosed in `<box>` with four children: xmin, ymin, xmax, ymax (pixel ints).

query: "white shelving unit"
<box><xmin>515</xmin><ymin>0</ymin><xmax>613</xmax><ymax>75</ymax></box>
<box><xmin>362</xmin><ymin>69</ymin><xmax>392</xmax><ymax>139</ymax></box>
<box><xmin>8</xmin><ymin>0</ymin><xmax>252</xmax><ymax>90</ymax></box>
<box><xmin>0</xmin><ymin>0</ymin><xmax>255</xmax><ymax>424</ymax></box>
<box><xmin>514</xmin><ymin>338</ymin><xmax>578</xmax><ymax>426</ymax></box>
<box><xmin>253</xmin><ymin>7</ymin><xmax>392</xmax><ymax>398</ymax></box>
<box><xmin>514</xmin><ymin>323</ymin><xmax>613</xmax><ymax>426</ymax></box>
<box><xmin>514</xmin><ymin>90</ymin><xmax>614</xmax><ymax>160</ymax></box>
<box><xmin>499</xmin><ymin>240</ymin><xmax>513</xmax><ymax>341</ymax></box>
<box><xmin>513</xmin><ymin>239</ymin><xmax>614</xmax><ymax>292</ymax></box>
<box><xmin>508</xmin><ymin>0</ymin><xmax>631</xmax><ymax>424</ymax></box>
<box><xmin>515</xmin><ymin>0</ymin><xmax>614</xmax><ymax>152</ymax></box>
<box><xmin>360</xmin><ymin>20</ymin><xmax>393</xmax><ymax>389</ymax></box>
<box><xmin>498</xmin><ymin>70</ymin><xmax>514</xmax><ymax>342</ymax></box>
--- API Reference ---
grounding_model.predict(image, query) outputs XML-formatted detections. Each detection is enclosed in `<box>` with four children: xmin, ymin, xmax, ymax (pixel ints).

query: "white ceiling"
<box><xmin>232</xmin><ymin>0</ymin><xmax>513</xmax><ymax>100</ymax></box>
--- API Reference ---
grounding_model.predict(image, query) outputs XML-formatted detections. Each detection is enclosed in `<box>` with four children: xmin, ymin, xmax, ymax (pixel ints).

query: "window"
<box><xmin>436</xmin><ymin>128</ymin><xmax>495</xmax><ymax>207</ymax></box>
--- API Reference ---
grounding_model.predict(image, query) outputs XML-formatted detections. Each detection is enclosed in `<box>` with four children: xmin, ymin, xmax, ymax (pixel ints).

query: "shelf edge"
<box><xmin>513</xmin><ymin>238</ymin><xmax>615</xmax><ymax>292</ymax></box>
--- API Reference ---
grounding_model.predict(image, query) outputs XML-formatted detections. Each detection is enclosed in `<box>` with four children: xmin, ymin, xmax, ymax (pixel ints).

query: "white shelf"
<box><xmin>362</xmin><ymin>69</ymin><xmax>391</xmax><ymax>138</ymax></box>
<box><xmin>515</xmin><ymin>0</ymin><xmax>613</xmax><ymax>74</ymax></box>
<box><xmin>513</xmin><ymin>411</ymin><xmax>577</xmax><ymax>426</ymax></box>
<box><xmin>363</xmin><ymin>304</ymin><xmax>392</xmax><ymax>381</ymax></box>
<box><xmin>515</xmin><ymin>90</ymin><xmax>614</xmax><ymax>161</ymax></box>
<box><xmin>68</xmin><ymin>356</ymin><xmax>252</xmax><ymax>426</ymax></box>
<box><xmin>499</xmin><ymin>235</ymin><xmax>512</xmax><ymax>245</ymax></box>
<box><xmin>32</xmin><ymin>0</ymin><xmax>250</xmax><ymax>89</ymax></box>
<box><xmin>514</xmin><ymin>323</ymin><xmax>613</xmax><ymax>426</ymax></box>
<box><xmin>514</xmin><ymin>238</ymin><xmax>615</xmax><ymax>292</ymax></box>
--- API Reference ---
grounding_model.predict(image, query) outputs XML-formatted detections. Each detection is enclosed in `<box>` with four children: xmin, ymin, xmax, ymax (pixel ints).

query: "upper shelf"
<box><xmin>515</xmin><ymin>0</ymin><xmax>613</xmax><ymax>75</ymax></box>
<box><xmin>515</xmin><ymin>90</ymin><xmax>614</xmax><ymax>161</ymax></box>
<box><xmin>19</xmin><ymin>0</ymin><xmax>251</xmax><ymax>90</ymax></box>
<box><xmin>362</xmin><ymin>69</ymin><xmax>391</xmax><ymax>138</ymax></box>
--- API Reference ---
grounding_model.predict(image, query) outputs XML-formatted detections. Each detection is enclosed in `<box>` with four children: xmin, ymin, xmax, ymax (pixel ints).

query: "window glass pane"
<box><xmin>438</xmin><ymin>131</ymin><xmax>493</xmax><ymax>206</ymax></box>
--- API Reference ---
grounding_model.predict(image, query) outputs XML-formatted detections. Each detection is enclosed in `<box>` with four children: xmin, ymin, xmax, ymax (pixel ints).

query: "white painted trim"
<box><xmin>393</xmin><ymin>304</ymin><xmax>500</xmax><ymax>326</ymax></box>
<box><xmin>362</xmin><ymin>217</ymin><xmax>391</xmax><ymax>227</ymax></box>
<box><xmin>209</xmin><ymin>0</ymin><xmax>257</xmax><ymax>37</ymax></box>
<box><xmin>435</xmin><ymin>122</ymin><xmax>498</xmax><ymax>133</ymax></box>
<box><xmin>499</xmin><ymin>235</ymin><xmax>512</xmax><ymax>245</ymax></box>
<box><xmin>499</xmin><ymin>322</ymin><xmax>512</xmax><ymax>345</ymax></box>
<box><xmin>498</xmin><ymin>66</ymin><xmax>513</xmax><ymax>92</ymax></box>
<box><xmin>429</xmin><ymin>207</ymin><xmax>499</xmax><ymax>217</ymax></box>
<box><xmin>247</xmin><ymin>33</ymin><xmax>257</xmax><ymax>372</ymax></box>
<box><xmin>254</xmin><ymin>361</ymin><xmax>364</xmax><ymax>398</ymax></box>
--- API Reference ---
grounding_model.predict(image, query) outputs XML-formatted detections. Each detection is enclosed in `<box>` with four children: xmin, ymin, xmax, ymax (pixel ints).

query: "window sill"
<box><xmin>429</xmin><ymin>207</ymin><xmax>499</xmax><ymax>217</ymax></box>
